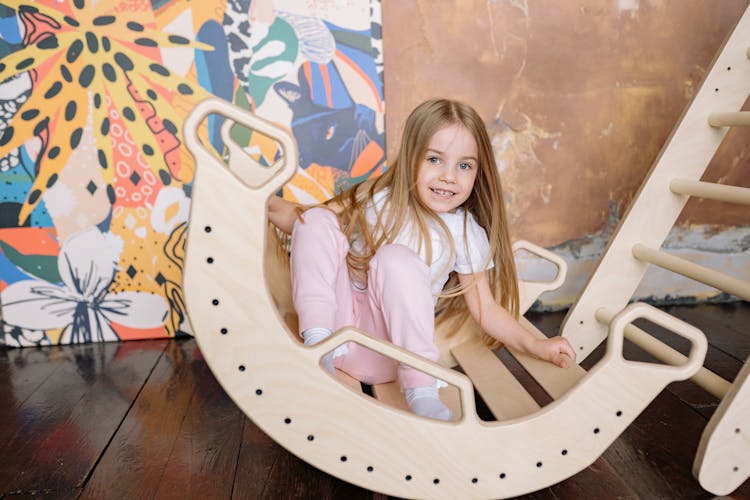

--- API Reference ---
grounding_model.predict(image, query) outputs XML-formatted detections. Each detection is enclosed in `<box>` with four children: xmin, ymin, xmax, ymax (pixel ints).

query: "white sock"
<box><xmin>302</xmin><ymin>327</ymin><xmax>336</xmax><ymax>374</ymax></box>
<box><xmin>405</xmin><ymin>386</ymin><xmax>452</xmax><ymax>421</ymax></box>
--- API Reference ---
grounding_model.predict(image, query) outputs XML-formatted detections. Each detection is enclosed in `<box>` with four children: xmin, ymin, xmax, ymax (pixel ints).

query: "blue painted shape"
<box><xmin>196</xmin><ymin>20</ymin><xmax>234</xmax><ymax>154</ymax></box>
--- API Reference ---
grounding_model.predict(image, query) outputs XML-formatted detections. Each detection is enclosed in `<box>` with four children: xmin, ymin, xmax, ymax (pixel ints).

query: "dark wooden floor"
<box><xmin>1</xmin><ymin>302</ymin><xmax>749</xmax><ymax>499</ymax></box>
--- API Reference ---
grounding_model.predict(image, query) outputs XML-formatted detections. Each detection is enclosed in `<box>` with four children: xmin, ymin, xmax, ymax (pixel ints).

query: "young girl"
<box><xmin>268</xmin><ymin>98</ymin><xmax>575</xmax><ymax>421</ymax></box>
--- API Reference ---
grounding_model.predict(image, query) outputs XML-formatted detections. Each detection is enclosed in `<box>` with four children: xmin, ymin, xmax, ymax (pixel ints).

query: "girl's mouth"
<box><xmin>430</xmin><ymin>188</ymin><xmax>455</xmax><ymax>197</ymax></box>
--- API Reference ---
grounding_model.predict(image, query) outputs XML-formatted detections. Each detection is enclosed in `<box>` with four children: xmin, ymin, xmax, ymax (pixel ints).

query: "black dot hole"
<box><xmin>367</xmin><ymin>466</ymin><xmax>374</xmax><ymax>472</ymax></box>
<box><xmin>340</xmin><ymin>456</ymin><xmax>347</xmax><ymax>462</ymax></box>
<box><xmin>255</xmin><ymin>389</ymin><xmax>263</xmax><ymax>395</ymax></box>
<box><xmin>733</xmin><ymin>466</ymin><xmax>739</xmax><ymax>472</ymax></box>
<box><xmin>536</xmin><ymin>462</ymin><xmax>543</xmax><ymax>468</ymax></box>
<box><xmin>284</xmin><ymin>418</ymin><xmax>291</xmax><ymax>424</ymax></box>
<box><xmin>735</xmin><ymin>428</ymin><xmax>741</xmax><ymax>434</ymax></box>
<box><xmin>433</xmin><ymin>478</ymin><xmax>440</xmax><ymax>484</ymax></box>
<box><xmin>207</xmin><ymin>257</ymin><xmax>214</xmax><ymax>264</ymax></box>
<box><xmin>405</xmin><ymin>475</ymin><xmax>412</xmax><ymax>481</ymax></box>
<box><xmin>594</xmin><ymin>427</ymin><xmax>600</xmax><ymax>434</ymax></box>
<box><xmin>616</xmin><ymin>410</ymin><xmax>623</xmax><ymax>417</ymax></box>
<box><xmin>307</xmin><ymin>435</ymin><xmax>314</xmax><ymax>441</ymax></box>
<box><xmin>238</xmin><ymin>365</ymin><xmax>246</xmax><ymax>372</ymax></box>
<box><xmin>715</xmin><ymin>88</ymin><xmax>719</xmax><ymax>92</ymax></box>
<box><xmin>499</xmin><ymin>473</ymin><xmax>507</xmax><ymax>479</ymax></box>
<box><xmin>212</xmin><ymin>299</ymin><xmax>219</xmax><ymax>306</ymax></box>
<box><xmin>220</xmin><ymin>328</ymin><xmax>228</xmax><ymax>335</ymax></box>
<box><xmin>204</xmin><ymin>225</ymin><xmax>212</xmax><ymax>232</ymax></box>
<box><xmin>561</xmin><ymin>449</ymin><xmax>568</xmax><ymax>456</ymax></box>
<box><xmin>472</xmin><ymin>478</ymin><xmax>478</xmax><ymax>484</ymax></box>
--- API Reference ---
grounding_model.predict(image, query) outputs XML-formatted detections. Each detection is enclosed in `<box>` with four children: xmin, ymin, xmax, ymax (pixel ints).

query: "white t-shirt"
<box><xmin>351</xmin><ymin>189</ymin><xmax>494</xmax><ymax>301</ymax></box>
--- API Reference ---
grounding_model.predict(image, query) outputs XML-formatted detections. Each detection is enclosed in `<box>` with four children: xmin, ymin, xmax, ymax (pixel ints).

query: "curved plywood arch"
<box><xmin>182</xmin><ymin>97</ymin><xmax>707</xmax><ymax>499</ymax></box>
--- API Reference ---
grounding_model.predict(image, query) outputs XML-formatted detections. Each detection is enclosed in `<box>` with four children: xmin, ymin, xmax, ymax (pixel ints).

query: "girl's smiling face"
<box><xmin>415</xmin><ymin>123</ymin><xmax>479</xmax><ymax>213</ymax></box>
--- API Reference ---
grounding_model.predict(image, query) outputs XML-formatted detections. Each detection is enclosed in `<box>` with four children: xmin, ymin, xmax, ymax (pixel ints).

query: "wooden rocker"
<box><xmin>182</xmin><ymin>97</ymin><xmax>708</xmax><ymax>499</ymax></box>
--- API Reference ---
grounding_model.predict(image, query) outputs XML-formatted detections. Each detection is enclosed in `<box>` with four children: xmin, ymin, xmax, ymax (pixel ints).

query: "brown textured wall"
<box><xmin>381</xmin><ymin>0</ymin><xmax>750</xmax><ymax>248</ymax></box>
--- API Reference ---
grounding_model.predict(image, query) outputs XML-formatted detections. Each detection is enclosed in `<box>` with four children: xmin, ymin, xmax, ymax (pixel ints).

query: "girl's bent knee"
<box><xmin>301</xmin><ymin>206</ymin><xmax>337</xmax><ymax>225</ymax></box>
<box><xmin>372</xmin><ymin>244</ymin><xmax>427</xmax><ymax>275</ymax></box>
<box><xmin>374</xmin><ymin>244</ymin><xmax>422</xmax><ymax>265</ymax></box>
<box><xmin>292</xmin><ymin>207</ymin><xmax>340</xmax><ymax>236</ymax></box>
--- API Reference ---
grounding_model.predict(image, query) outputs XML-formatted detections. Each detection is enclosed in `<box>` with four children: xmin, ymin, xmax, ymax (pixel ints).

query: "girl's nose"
<box><xmin>439</xmin><ymin>167</ymin><xmax>456</xmax><ymax>182</ymax></box>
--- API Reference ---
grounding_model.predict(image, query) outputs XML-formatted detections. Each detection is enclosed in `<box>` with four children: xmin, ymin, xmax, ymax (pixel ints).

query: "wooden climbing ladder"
<box><xmin>560</xmin><ymin>5</ymin><xmax>750</xmax><ymax>496</ymax></box>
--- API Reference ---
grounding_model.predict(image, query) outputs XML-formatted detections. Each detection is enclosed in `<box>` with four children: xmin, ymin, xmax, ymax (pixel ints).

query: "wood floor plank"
<box><xmin>0</xmin><ymin>340</ymin><xmax>166</xmax><ymax>495</ymax></box>
<box><xmin>153</xmin><ymin>347</ymin><xmax>246</xmax><ymax>500</ymax></box>
<box><xmin>664</xmin><ymin>302</ymin><xmax>750</xmax><ymax>362</ymax></box>
<box><xmin>1</xmin><ymin>488</ymin><xmax>82</xmax><ymax>499</ymax></box>
<box><xmin>78</xmin><ymin>339</ymin><xmax>202</xmax><ymax>499</ymax></box>
<box><xmin>541</xmin><ymin>459</ymin><xmax>638</xmax><ymax>499</ymax></box>
<box><xmin>0</xmin><ymin>344</ymin><xmax>66</xmax><ymax>412</ymax></box>
<box><xmin>602</xmin><ymin>389</ymin><xmax>713</xmax><ymax>499</ymax></box>
<box><xmin>232</xmin><ymin>417</ymin><xmax>376</xmax><ymax>500</ymax></box>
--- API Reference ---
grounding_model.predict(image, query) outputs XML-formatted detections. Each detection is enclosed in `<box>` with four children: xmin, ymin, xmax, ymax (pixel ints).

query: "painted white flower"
<box><xmin>1</xmin><ymin>227</ymin><xmax>168</xmax><ymax>344</ymax></box>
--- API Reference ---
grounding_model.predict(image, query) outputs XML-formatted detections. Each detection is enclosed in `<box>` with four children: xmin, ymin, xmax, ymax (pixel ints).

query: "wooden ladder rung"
<box><xmin>632</xmin><ymin>243</ymin><xmax>750</xmax><ymax>301</ymax></box>
<box><xmin>595</xmin><ymin>308</ymin><xmax>731</xmax><ymax>399</ymax></box>
<box><xmin>451</xmin><ymin>336</ymin><xmax>540</xmax><ymax>420</ymax></box>
<box><xmin>670</xmin><ymin>179</ymin><xmax>750</xmax><ymax>205</ymax></box>
<box><xmin>508</xmin><ymin>318</ymin><xmax>587</xmax><ymax>400</ymax></box>
<box><xmin>708</xmin><ymin>111</ymin><xmax>750</xmax><ymax>127</ymax></box>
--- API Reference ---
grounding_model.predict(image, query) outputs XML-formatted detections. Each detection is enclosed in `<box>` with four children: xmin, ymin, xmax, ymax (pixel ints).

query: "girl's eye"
<box><xmin>427</xmin><ymin>156</ymin><xmax>440</xmax><ymax>164</ymax></box>
<box><xmin>459</xmin><ymin>162</ymin><xmax>472</xmax><ymax>170</ymax></box>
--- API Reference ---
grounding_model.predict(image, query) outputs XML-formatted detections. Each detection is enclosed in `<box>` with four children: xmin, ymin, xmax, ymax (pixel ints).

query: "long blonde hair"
<box><xmin>325</xmin><ymin>98</ymin><xmax>519</xmax><ymax>348</ymax></box>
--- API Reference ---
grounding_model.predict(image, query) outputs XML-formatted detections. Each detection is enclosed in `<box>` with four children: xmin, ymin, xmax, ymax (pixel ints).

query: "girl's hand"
<box><xmin>531</xmin><ymin>336</ymin><xmax>577</xmax><ymax>368</ymax></box>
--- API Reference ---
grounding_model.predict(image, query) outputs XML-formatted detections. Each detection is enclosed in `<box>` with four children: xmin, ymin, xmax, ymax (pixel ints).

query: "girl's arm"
<box><xmin>458</xmin><ymin>271</ymin><xmax>576</xmax><ymax>368</ymax></box>
<box><xmin>267</xmin><ymin>195</ymin><xmax>347</xmax><ymax>234</ymax></box>
<box><xmin>267</xmin><ymin>195</ymin><xmax>302</xmax><ymax>234</ymax></box>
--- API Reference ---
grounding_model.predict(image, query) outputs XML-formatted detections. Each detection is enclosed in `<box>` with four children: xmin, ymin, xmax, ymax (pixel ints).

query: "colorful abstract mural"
<box><xmin>0</xmin><ymin>0</ymin><xmax>385</xmax><ymax>347</ymax></box>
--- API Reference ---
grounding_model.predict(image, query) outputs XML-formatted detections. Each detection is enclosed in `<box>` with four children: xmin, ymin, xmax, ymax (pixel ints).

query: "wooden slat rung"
<box><xmin>508</xmin><ymin>318</ymin><xmax>587</xmax><ymax>400</ymax></box>
<box><xmin>371</xmin><ymin>381</ymin><xmax>409</xmax><ymax>411</ymax></box>
<box><xmin>439</xmin><ymin>385</ymin><xmax>462</xmax><ymax>421</ymax></box>
<box><xmin>335</xmin><ymin>369</ymin><xmax>364</xmax><ymax>392</ymax></box>
<box><xmin>371</xmin><ymin>380</ymin><xmax>463</xmax><ymax>421</ymax></box>
<box><xmin>451</xmin><ymin>337</ymin><xmax>540</xmax><ymax>420</ymax></box>
<box><xmin>632</xmin><ymin>243</ymin><xmax>750</xmax><ymax>301</ymax></box>
<box><xmin>670</xmin><ymin>179</ymin><xmax>750</xmax><ymax>205</ymax></box>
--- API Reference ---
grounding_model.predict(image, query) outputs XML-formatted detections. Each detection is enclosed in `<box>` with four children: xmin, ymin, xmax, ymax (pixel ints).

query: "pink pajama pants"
<box><xmin>290</xmin><ymin>207</ymin><xmax>439</xmax><ymax>388</ymax></box>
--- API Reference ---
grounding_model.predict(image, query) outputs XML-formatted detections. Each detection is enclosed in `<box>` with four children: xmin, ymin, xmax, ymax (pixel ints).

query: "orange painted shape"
<box><xmin>147</xmin><ymin>115</ymin><xmax>163</xmax><ymax>130</ymax></box>
<box><xmin>0</xmin><ymin>228</ymin><xmax>59</xmax><ymax>256</ymax></box>
<box><xmin>155</xmin><ymin>128</ymin><xmax>179</xmax><ymax>152</ymax></box>
<box><xmin>304</xmin><ymin>62</ymin><xmax>313</xmax><ymax>100</ymax></box>
<box><xmin>350</xmin><ymin>140</ymin><xmax>384</xmax><ymax>178</ymax></box>
<box><xmin>319</xmin><ymin>64</ymin><xmax>333</xmax><ymax>108</ymax></box>
<box><xmin>111</xmin><ymin>322</ymin><xmax>170</xmax><ymax>341</ymax></box>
